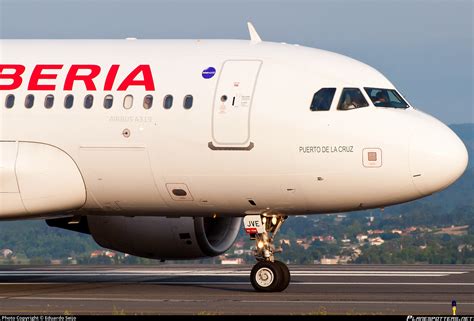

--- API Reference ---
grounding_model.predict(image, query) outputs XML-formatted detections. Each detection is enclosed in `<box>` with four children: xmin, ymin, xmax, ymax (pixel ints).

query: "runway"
<box><xmin>0</xmin><ymin>265</ymin><xmax>472</xmax><ymax>315</ymax></box>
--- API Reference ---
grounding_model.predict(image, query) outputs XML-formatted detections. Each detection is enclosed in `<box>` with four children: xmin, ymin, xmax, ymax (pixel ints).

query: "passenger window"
<box><xmin>163</xmin><ymin>95</ymin><xmax>173</xmax><ymax>109</ymax></box>
<box><xmin>123</xmin><ymin>95</ymin><xmax>133</xmax><ymax>109</ymax></box>
<box><xmin>5</xmin><ymin>94</ymin><xmax>15</xmax><ymax>108</ymax></box>
<box><xmin>310</xmin><ymin>88</ymin><xmax>336</xmax><ymax>111</ymax></box>
<box><xmin>44</xmin><ymin>94</ymin><xmax>54</xmax><ymax>108</ymax></box>
<box><xmin>84</xmin><ymin>95</ymin><xmax>94</xmax><ymax>109</ymax></box>
<box><xmin>64</xmin><ymin>94</ymin><xmax>74</xmax><ymax>109</ymax></box>
<box><xmin>143</xmin><ymin>95</ymin><xmax>153</xmax><ymax>109</ymax></box>
<box><xmin>183</xmin><ymin>95</ymin><xmax>193</xmax><ymax>109</ymax></box>
<box><xmin>104</xmin><ymin>95</ymin><xmax>113</xmax><ymax>109</ymax></box>
<box><xmin>337</xmin><ymin>88</ymin><xmax>369</xmax><ymax>110</ymax></box>
<box><xmin>25</xmin><ymin>94</ymin><xmax>34</xmax><ymax>108</ymax></box>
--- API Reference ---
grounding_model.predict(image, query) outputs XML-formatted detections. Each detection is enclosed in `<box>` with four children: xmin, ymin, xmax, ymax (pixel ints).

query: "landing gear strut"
<box><xmin>244</xmin><ymin>214</ymin><xmax>290</xmax><ymax>292</ymax></box>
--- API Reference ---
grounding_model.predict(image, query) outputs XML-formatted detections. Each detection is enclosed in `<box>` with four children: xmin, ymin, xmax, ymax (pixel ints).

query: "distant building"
<box><xmin>233</xmin><ymin>249</ymin><xmax>244</xmax><ymax>255</ymax></box>
<box><xmin>1</xmin><ymin>249</ymin><xmax>13</xmax><ymax>258</ymax></box>
<box><xmin>338</xmin><ymin>256</ymin><xmax>352</xmax><ymax>264</ymax></box>
<box><xmin>90</xmin><ymin>250</ymin><xmax>103</xmax><ymax>258</ymax></box>
<box><xmin>368</xmin><ymin>229</ymin><xmax>384</xmax><ymax>235</ymax></box>
<box><xmin>419</xmin><ymin>227</ymin><xmax>432</xmax><ymax>233</ymax></box>
<box><xmin>90</xmin><ymin>250</ymin><xmax>116</xmax><ymax>258</ymax></box>
<box><xmin>221</xmin><ymin>258</ymin><xmax>244</xmax><ymax>265</ymax></box>
<box><xmin>391</xmin><ymin>229</ymin><xmax>403</xmax><ymax>235</ymax></box>
<box><xmin>312</xmin><ymin>235</ymin><xmax>335</xmax><ymax>242</ymax></box>
<box><xmin>356</xmin><ymin>234</ymin><xmax>368</xmax><ymax>243</ymax></box>
<box><xmin>403</xmin><ymin>227</ymin><xmax>417</xmax><ymax>234</ymax></box>
<box><xmin>218</xmin><ymin>254</ymin><xmax>228</xmax><ymax>260</ymax></box>
<box><xmin>67</xmin><ymin>257</ymin><xmax>78</xmax><ymax>265</ymax></box>
<box><xmin>320</xmin><ymin>256</ymin><xmax>339</xmax><ymax>265</ymax></box>
<box><xmin>296</xmin><ymin>238</ymin><xmax>311</xmax><ymax>249</ymax></box>
<box><xmin>369</xmin><ymin>237</ymin><xmax>384</xmax><ymax>246</ymax></box>
<box><xmin>435</xmin><ymin>225</ymin><xmax>469</xmax><ymax>236</ymax></box>
<box><xmin>323</xmin><ymin>235</ymin><xmax>335</xmax><ymax>242</ymax></box>
<box><xmin>280</xmin><ymin>239</ymin><xmax>291</xmax><ymax>246</ymax></box>
<box><xmin>104</xmin><ymin>251</ymin><xmax>116</xmax><ymax>258</ymax></box>
<box><xmin>296</xmin><ymin>238</ymin><xmax>307</xmax><ymax>244</ymax></box>
<box><xmin>457</xmin><ymin>244</ymin><xmax>472</xmax><ymax>252</ymax></box>
<box><xmin>233</xmin><ymin>241</ymin><xmax>245</xmax><ymax>248</ymax></box>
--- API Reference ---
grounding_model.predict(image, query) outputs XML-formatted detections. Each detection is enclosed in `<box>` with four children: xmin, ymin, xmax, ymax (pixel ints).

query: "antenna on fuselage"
<box><xmin>247</xmin><ymin>22</ymin><xmax>262</xmax><ymax>44</ymax></box>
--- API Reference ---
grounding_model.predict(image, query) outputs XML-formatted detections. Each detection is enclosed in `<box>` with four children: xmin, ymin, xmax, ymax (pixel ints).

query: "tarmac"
<box><xmin>0</xmin><ymin>264</ymin><xmax>472</xmax><ymax>315</ymax></box>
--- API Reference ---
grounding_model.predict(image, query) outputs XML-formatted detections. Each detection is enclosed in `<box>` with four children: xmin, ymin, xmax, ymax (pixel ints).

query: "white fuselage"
<box><xmin>0</xmin><ymin>39</ymin><xmax>468</xmax><ymax>220</ymax></box>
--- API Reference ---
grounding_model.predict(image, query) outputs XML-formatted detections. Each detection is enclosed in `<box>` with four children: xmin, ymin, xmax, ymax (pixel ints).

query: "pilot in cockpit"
<box><xmin>373</xmin><ymin>91</ymin><xmax>389</xmax><ymax>106</ymax></box>
<box><xmin>341</xmin><ymin>93</ymin><xmax>356</xmax><ymax>110</ymax></box>
<box><xmin>338</xmin><ymin>88</ymin><xmax>370</xmax><ymax>110</ymax></box>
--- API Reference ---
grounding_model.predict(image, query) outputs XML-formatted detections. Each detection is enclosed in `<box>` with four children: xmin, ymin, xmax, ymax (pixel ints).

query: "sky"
<box><xmin>0</xmin><ymin>0</ymin><xmax>472</xmax><ymax>124</ymax></box>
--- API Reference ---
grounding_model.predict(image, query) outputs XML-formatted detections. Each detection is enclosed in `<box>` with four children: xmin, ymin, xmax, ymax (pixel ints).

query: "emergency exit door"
<box><xmin>210</xmin><ymin>60</ymin><xmax>262</xmax><ymax>150</ymax></box>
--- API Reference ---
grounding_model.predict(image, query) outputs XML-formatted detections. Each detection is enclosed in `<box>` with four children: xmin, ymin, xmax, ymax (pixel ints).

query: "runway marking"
<box><xmin>0</xmin><ymin>281</ymin><xmax>472</xmax><ymax>286</ymax></box>
<box><xmin>0</xmin><ymin>274</ymin><xmax>458</xmax><ymax>277</ymax></box>
<box><xmin>0</xmin><ymin>296</ymin><xmax>207</xmax><ymax>303</ymax></box>
<box><xmin>3</xmin><ymin>271</ymin><xmax>464</xmax><ymax>274</ymax></box>
<box><xmin>0</xmin><ymin>270</ymin><xmax>467</xmax><ymax>277</ymax></box>
<box><xmin>292</xmin><ymin>282</ymin><xmax>474</xmax><ymax>286</ymax></box>
<box><xmin>148</xmin><ymin>281</ymin><xmax>474</xmax><ymax>286</ymax></box>
<box><xmin>240</xmin><ymin>300</ymin><xmax>474</xmax><ymax>305</ymax></box>
<box><xmin>1</xmin><ymin>296</ymin><xmax>473</xmax><ymax>306</ymax></box>
<box><xmin>0</xmin><ymin>269</ymin><xmax>470</xmax><ymax>274</ymax></box>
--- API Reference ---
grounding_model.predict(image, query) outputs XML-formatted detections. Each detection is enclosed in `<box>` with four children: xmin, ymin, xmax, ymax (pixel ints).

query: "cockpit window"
<box><xmin>364</xmin><ymin>88</ymin><xmax>409</xmax><ymax>108</ymax></box>
<box><xmin>310</xmin><ymin>88</ymin><xmax>336</xmax><ymax>111</ymax></box>
<box><xmin>337</xmin><ymin>88</ymin><xmax>369</xmax><ymax>110</ymax></box>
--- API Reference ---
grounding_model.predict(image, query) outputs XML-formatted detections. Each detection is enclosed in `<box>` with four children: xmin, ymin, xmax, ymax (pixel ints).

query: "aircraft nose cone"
<box><xmin>410</xmin><ymin>122</ymin><xmax>468</xmax><ymax>196</ymax></box>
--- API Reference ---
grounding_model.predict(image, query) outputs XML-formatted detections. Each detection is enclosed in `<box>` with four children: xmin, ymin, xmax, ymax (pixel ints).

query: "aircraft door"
<box><xmin>210</xmin><ymin>60</ymin><xmax>262</xmax><ymax>150</ymax></box>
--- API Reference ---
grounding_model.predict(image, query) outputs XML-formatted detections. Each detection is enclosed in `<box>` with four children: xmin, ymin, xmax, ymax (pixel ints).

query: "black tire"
<box><xmin>250</xmin><ymin>261</ymin><xmax>282</xmax><ymax>292</ymax></box>
<box><xmin>274</xmin><ymin>260</ymin><xmax>290</xmax><ymax>291</ymax></box>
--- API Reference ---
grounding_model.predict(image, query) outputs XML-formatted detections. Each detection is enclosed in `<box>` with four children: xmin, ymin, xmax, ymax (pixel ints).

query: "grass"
<box><xmin>112</xmin><ymin>305</ymin><xmax>126</xmax><ymax>315</ymax></box>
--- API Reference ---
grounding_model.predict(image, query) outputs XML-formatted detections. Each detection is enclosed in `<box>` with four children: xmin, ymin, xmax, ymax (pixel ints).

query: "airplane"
<box><xmin>0</xmin><ymin>23</ymin><xmax>468</xmax><ymax>292</ymax></box>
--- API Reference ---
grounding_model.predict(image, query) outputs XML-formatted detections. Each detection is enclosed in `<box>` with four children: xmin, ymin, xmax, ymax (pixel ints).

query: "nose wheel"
<box><xmin>250</xmin><ymin>260</ymin><xmax>290</xmax><ymax>292</ymax></box>
<box><xmin>244</xmin><ymin>214</ymin><xmax>290</xmax><ymax>292</ymax></box>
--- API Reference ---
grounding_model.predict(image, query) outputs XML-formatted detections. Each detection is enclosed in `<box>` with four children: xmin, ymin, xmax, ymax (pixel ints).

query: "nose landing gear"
<box><xmin>244</xmin><ymin>214</ymin><xmax>290</xmax><ymax>292</ymax></box>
